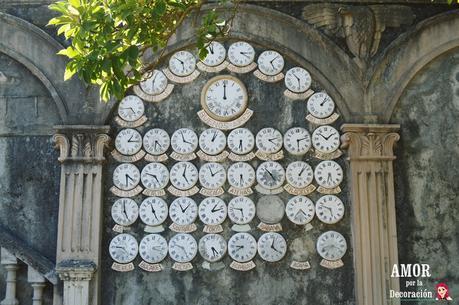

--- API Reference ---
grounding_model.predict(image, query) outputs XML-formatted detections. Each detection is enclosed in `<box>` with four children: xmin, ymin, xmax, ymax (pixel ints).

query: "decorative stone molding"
<box><xmin>302</xmin><ymin>4</ymin><xmax>414</xmax><ymax>69</ymax></box>
<box><xmin>54</xmin><ymin>125</ymin><xmax>110</xmax><ymax>305</ymax></box>
<box><xmin>341</xmin><ymin>124</ymin><xmax>400</xmax><ymax>305</ymax></box>
<box><xmin>56</xmin><ymin>261</ymin><xmax>96</xmax><ymax>305</ymax></box>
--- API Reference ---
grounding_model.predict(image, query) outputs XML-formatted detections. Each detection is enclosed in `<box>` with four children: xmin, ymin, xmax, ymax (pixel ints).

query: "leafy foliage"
<box><xmin>48</xmin><ymin>0</ymin><xmax>235</xmax><ymax>101</ymax></box>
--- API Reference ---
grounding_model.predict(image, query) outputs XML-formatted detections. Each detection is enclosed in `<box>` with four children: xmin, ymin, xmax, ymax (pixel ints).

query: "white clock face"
<box><xmin>140</xmin><ymin>70</ymin><xmax>168</xmax><ymax>95</ymax></box>
<box><xmin>143</xmin><ymin>128</ymin><xmax>170</xmax><ymax>155</ymax></box>
<box><xmin>118</xmin><ymin>95</ymin><xmax>144</xmax><ymax>122</ymax></box>
<box><xmin>312</xmin><ymin>125</ymin><xmax>340</xmax><ymax>154</ymax></box>
<box><xmin>169</xmin><ymin>161</ymin><xmax>199</xmax><ymax>190</ymax></box>
<box><xmin>115</xmin><ymin>129</ymin><xmax>142</xmax><ymax>156</ymax></box>
<box><xmin>227</xmin><ymin>162</ymin><xmax>256</xmax><ymax>189</ymax></box>
<box><xmin>139</xmin><ymin>234</ymin><xmax>168</xmax><ymax>264</ymax></box>
<box><xmin>168</xmin><ymin>51</ymin><xmax>196</xmax><ymax>77</ymax></box>
<box><xmin>228</xmin><ymin>196</ymin><xmax>256</xmax><ymax>225</ymax></box>
<box><xmin>256</xmin><ymin>161</ymin><xmax>286</xmax><ymax>190</ymax></box>
<box><xmin>257</xmin><ymin>50</ymin><xmax>285</xmax><ymax>76</ymax></box>
<box><xmin>257</xmin><ymin>232</ymin><xmax>287</xmax><ymax>262</ymax></box>
<box><xmin>316</xmin><ymin>231</ymin><xmax>347</xmax><ymax>261</ymax></box>
<box><xmin>307</xmin><ymin>92</ymin><xmax>335</xmax><ymax>119</ymax></box>
<box><xmin>285</xmin><ymin>195</ymin><xmax>315</xmax><ymax>225</ymax></box>
<box><xmin>199</xmin><ymin>162</ymin><xmax>226</xmax><ymax>189</ymax></box>
<box><xmin>111</xmin><ymin>198</ymin><xmax>139</xmax><ymax>226</ymax></box>
<box><xmin>286</xmin><ymin>161</ymin><xmax>314</xmax><ymax>189</ymax></box>
<box><xmin>228</xmin><ymin>41</ymin><xmax>255</xmax><ymax>67</ymax></box>
<box><xmin>315</xmin><ymin>195</ymin><xmax>345</xmax><ymax>224</ymax></box>
<box><xmin>228</xmin><ymin>232</ymin><xmax>257</xmax><ymax>263</ymax></box>
<box><xmin>113</xmin><ymin>163</ymin><xmax>140</xmax><ymax>191</ymax></box>
<box><xmin>201</xmin><ymin>41</ymin><xmax>226</xmax><ymax>67</ymax></box>
<box><xmin>201</xmin><ymin>75</ymin><xmax>248</xmax><ymax>121</ymax></box>
<box><xmin>169</xmin><ymin>197</ymin><xmax>198</xmax><ymax>225</ymax></box>
<box><xmin>199</xmin><ymin>234</ymin><xmax>227</xmax><ymax>262</ymax></box>
<box><xmin>314</xmin><ymin>161</ymin><xmax>343</xmax><ymax>189</ymax></box>
<box><xmin>256</xmin><ymin>127</ymin><xmax>283</xmax><ymax>154</ymax></box>
<box><xmin>199</xmin><ymin>128</ymin><xmax>226</xmax><ymax>155</ymax></box>
<box><xmin>198</xmin><ymin>197</ymin><xmax>227</xmax><ymax>226</ymax></box>
<box><xmin>109</xmin><ymin>233</ymin><xmax>138</xmax><ymax>264</ymax></box>
<box><xmin>227</xmin><ymin>128</ymin><xmax>255</xmax><ymax>155</ymax></box>
<box><xmin>284</xmin><ymin>67</ymin><xmax>312</xmax><ymax>93</ymax></box>
<box><xmin>168</xmin><ymin>233</ymin><xmax>198</xmax><ymax>263</ymax></box>
<box><xmin>140</xmin><ymin>163</ymin><xmax>169</xmax><ymax>190</ymax></box>
<box><xmin>283</xmin><ymin>127</ymin><xmax>311</xmax><ymax>155</ymax></box>
<box><xmin>171</xmin><ymin>128</ymin><xmax>198</xmax><ymax>155</ymax></box>
<box><xmin>139</xmin><ymin>197</ymin><xmax>168</xmax><ymax>226</ymax></box>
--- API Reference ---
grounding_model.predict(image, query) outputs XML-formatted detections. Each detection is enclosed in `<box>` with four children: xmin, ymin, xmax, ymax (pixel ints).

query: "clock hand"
<box><xmin>174</xmin><ymin>244</ymin><xmax>188</xmax><ymax>257</ymax></box>
<box><xmin>182</xmin><ymin>165</ymin><xmax>190</xmax><ymax>183</ymax></box>
<box><xmin>211</xmin><ymin>204</ymin><xmax>222</xmax><ymax>213</ymax></box>
<box><xmin>180</xmin><ymin>131</ymin><xmax>192</xmax><ymax>145</ymax></box>
<box><xmin>208</xmin><ymin>43</ymin><xmax>214</xmax><ymax>54</ymax></box>
<box><xmin>114</xmin><ymin>246</ymin><xmax>127</xmax><ymax>254</ymax></box>
<box><xmin>120</xmin><ymin>107</ymin><xmax>135</xmax><ymax>114</ymax></box>
<box><xmin>209</xmin><ymin>167</ymin><xmax>215</xmax><ymax>176</ymax></box>
<box><xmin>223</xmin><ymin>80</ymin><xmax>227</xmax><ymax>100</ymax></box>
<box><xmin>239</xmin><ymin>174</ymin><xmax>245</xmax><ymax>185</ymax></box>
<box><xmin>267</xmin><ymin>137</ymin><xmax>279</xmax><ymax>145</ymax></box>
<box><xmin>182</xmin><ymin>203</ymin><xmax>190</xmax><ymax>212</ymax></box>
<box><xmin>298</xmin><ymin>165</ymin><xmax>306</xmax><ymax>176</ymax></box>
<box><xmin>234</xmin><ymin>245</ymin><xmax>244</xmax><ymax>252</ymax></box>
<box><xmin>270</xmin><ymin>55</ymin><xmax>279</xmax><ymax>64</ymax></box>
<box><xmin>293</xmin><ymin>73</ymin><xmax>301</xmax><ymax>87</ymax></box>
<box><xmin>238</xmin><ymin>139</ymin><xmax>243</xmax><ymax>151</ymax></box>
<box><xmin>239</xmin><ymin>51</ymin><xmax>251</xmax><ymax>58</ymax></box>
<box><xmin>211</xmin><ymin>130</ymin><xmax>218</xmax><ymax>142</ymax></box>
<box><xmin>323</xmin><ymin>134</ymin><xmax>333</xmax><ymax>140</ymax></box>
<box><xmin>270</xmin><ymin>238</ymin><xmax>281</xmax><ymax>253</ymax></box>
<box><xmin>122</xmin><ymin>202</ymin><xmax>128</xmax><ymax>220</ymax></box>
<box><xmin>265</xmin><ymin>169</ymin><xmax>276</xmax><ymax>181</ymax></box>
<box><xmin>154</xmin><ymin>140</ymin><xmax>163</xmax><ymax>150</ymax></box>
<box><xmin>146</xmin><ymin>173</ymin><xmax>160</xmax><ymax>183</ymax></box>
<box><xmin>320</xmin><ymin>97</ymin><xmax>329</xmax><ymax>107</ymax></box>
<box><xmin>150</xmin><ymin>203</ymin><xmax>158</xmax><ymax>220</ymax></box>
<box><xmin>327</xmin><ymin>173</ymin><xmax>332</xmax><ymax>184</ymax></box>
<box><xmin>211</xmin><ymin>169</ymin><xmax>223</xmax><ymax>177</ymax></box>
<box><xmin>211</xmin><ymin>247</ymin><xmax>219</xmax><ymax>256</ymax></box>
<box><xmin>235</xmin><ymin>207</ymin><xmax>244</xmax><ymax>217</ymax></box>
<box><xmin>127</xmin><ymin>134</ymin><xmax>139</xmax><ymax>143</ymax></box>
<box><xmin>174</xmin><ymin>57</ymin><xmax>185</xmax><ymax>65</ymax></box>
<box><xmin>125</xmin><ymin>174</ymin><xmax>134</xmax><ymax>185</ymax></box>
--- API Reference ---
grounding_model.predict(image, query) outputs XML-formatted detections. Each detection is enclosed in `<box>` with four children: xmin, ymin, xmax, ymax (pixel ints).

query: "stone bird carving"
<box><xmin>303</xmin><ymin>4</ymin><xmax>414</xmax><ymax>69</ymax></box>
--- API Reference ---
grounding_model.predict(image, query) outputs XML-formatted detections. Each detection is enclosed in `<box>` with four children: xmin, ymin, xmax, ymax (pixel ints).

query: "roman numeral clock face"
<box><xmin>115</xmin><ymin>128</ymin><xmax>142</xmax><ymax>156</ymax></box>
<box><xmin>312</xmin><ymin>125</ymin><xmax>340</xmax><ymax>154</ymax></box>
<box><xmin>118</xmin><ymin>95</ymin><xmax>144</xmax><ymax>122</ymax></box>
<box><xmin>201</xmin><ymin>75</ymin><xmax>248</xmax><ymax>122</ymax></box>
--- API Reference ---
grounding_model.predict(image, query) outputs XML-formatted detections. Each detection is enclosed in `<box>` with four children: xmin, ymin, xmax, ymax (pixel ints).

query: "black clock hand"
<box><xmin>209</xmin><ymin>43</ymin><xmax>214</xmax><ymax>54</ymax></box>
<box><xmin>150</xmin><ymin>203</ymin><xmax>158</xmax><ymax>220</ymax></box>
<box><xmin>211</xmin><ymin>204</ymin><xmax>222</xmax><ymax>213</ymax></box>
<box><xmin>120</xmin><ymin>107</ymin><xmax>135</xmax><ymax>114</ymax></box>
<box><xmin>154</xmin><ymin>140</ymin><xmax>163</xmax><ymax>149</ymax></box>
<box><xmin>239</xmin><ymin>174</ymin><xmax>245</xmax><ymax>185</ymax></box>
<box><xmin>122</xmin><ymin>202</ymin><xmax>128</xmax><ymax>219</ymax></box>
<box><xmin>265</xmin><ymin>169</ymin><xmax>276</xmax><ymax>181</ymax></box>
<box><xmin>180</xmin><ymin>131</ymin><xmax>192</xmax><ymax>145</ymax></box>
<box><xmin>298</xmin><ymin>165</ymin><xmax>306</xmax><ymax>176</ymax></box>
<box><xmin>238</xmin><ymin>139</ymin><xmax>243</xmax><ymax>151</ymax></box>
<box><xmin>323</xmin><ymin>134</ymin><xmax>333</xmax><ymax>140</ymax></box>
<box><xmin>268</xmin><ymin>137</ymin><xmax>279</xmax><ymax>145</ymax></box>
<box><xmin>182</xmin><ymin>203</ymin><xmax>190</xmax><ymax>212</ymax></box>
<box><xmin>234</xmin><ymin>245</ymin><xmax>244</xmax><ymax>252</ymax></box>
<box><xmin>127</xmin><ymin>134</ymin><xmax>139</xmax><ymax>143</ymax></box>
<box><xmin>239</xmin><ymin>51</ymin><xmax>251</xmax><ymax>58</ymax></box>
<box><xmin>235</xmin><ymin>207</ymin><xmax>244</xmax><ymax>217</ymax></box>
<box><xmin>211</xmin><ymin>130</ymin><xmax>218</xmax><ymax>142</ymax></box>
<box><xmin>293</xmin><ymin>73</ymin><xmax>301</xmax><ymax>87</ymax></box>
<box><xmin>211</xmin><ymin>247</ymin><xmax>219</xmax><ymax>256</ymax></box>
<box><xmin>125</xmin><ymin>174</ymin><xmax>134</xmax><ymax>185</ymax></box>
<box><xmin>223</xmin><ymin>80</ymin><xmax>227</xmax><ymax>100</ymax></box>
<box><xmin>182</xmin><ymin>165</ymin><xmax>189</xmax><ymax>183</ymax></box>
<box><xmin>146</xmin><ymin>173</ymin><xmax>160</xmax><ymax>183</ymax></box>
<box><xmin>211</xmin><ymin>169</ymin><xmax>223</xmax><ymax>177</ymax></box>
<box><xmin>209</xmin><ymin>167</ymin><xmax>215</xmax><ymax>177</ymax></box>
<box><xmin>320</xmin><ymin>97</ymin><xmax>329</xmax><ymax>107</ymax></box>
<box><xmin>114</xmin><ymin>246</ymin><xmax>127</xmax><ymax>254</ymax></box>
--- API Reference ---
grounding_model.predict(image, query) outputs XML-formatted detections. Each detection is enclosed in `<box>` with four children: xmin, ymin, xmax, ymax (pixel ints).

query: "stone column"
<box><xmin>28</xmin><ymin>266</ymin><xmax>46</xmax><ymax>305</ymax></box>
<box><xmin>341</xmin><ymin>124</ymin><xmax>401</xmax><ymax>305</ymax></box>
<box><xmin>53</xmin><ymin>126</ymin><xmax>110</xmax><ymax>305</ymax></box>
<box><xmin>0</xmin><ymin>248</ymin><xmax>19</xmax><ymax>305</ymax></box>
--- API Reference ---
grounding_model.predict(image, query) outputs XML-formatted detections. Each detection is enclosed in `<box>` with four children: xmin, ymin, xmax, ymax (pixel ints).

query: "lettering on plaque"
<box><xmin>110</xmin><ymin>185</ymin><xmax>143</xmax><ymax>197</ymax></box>
<box><xmin>290</xmin><ymin>261</ymin><xmax>311</xmax><ymax>270</ymax></box>
<box><xmin>172</xmin><ymin>262</ymin><xmax>193</xmax><ymax>271</ymax></box>
<box><xmin>139</xmin><ymin>261</ymin><xmax>163</xmax><ymax>272</ymax></box>
<box><xmin>320</xmin><ymin>259</ymin><xmax>344</xmax><ymax>269</ymax></box>
<box><xmin>197</xmin><ymin>61</ymin><xmax>229</xmax><ymax>73</ymax></box>
<box><xmin>253</xmin><ymin>70</ymin><xmax>284</xmax><ymax>83</ymax></box>
<box><xmin>167</xmin><ymin>185</ymin><xmax>199</xmax><ymax>197</ymax></box>
<box><xmin>169</xmin><ymin>223</ymin><xmax>197</xmax><ymax>233</ymax></box>
<box><xmin>306</xmin><ymin>113</ymin><xmax>339</xmax><ymax>125</ymax></box>
<box><xmin>283</xmin><ymin>184</ymin><xmax>316</xmax><ymax>196</ymax></box>
<box><xmin>283</xmin><ymin>89</ymin><xmax>314</xmax><ymax>101</ymax></box>
<box><xmin>111</xmin><ymin>150</ymin><xmax>146</xmax><ymax>163</ymax></box>
<box><xmin>258</xmin><ymin>222</ymin><xmax>283</xmax><ymax>232</ymax></box>
<box><xmin>133</xmin><ymin>84</ymin><xmax>174</xmax><ymax>102</ymax></box>
<box><xmin>196</xmin><ymin>150</ymin><xmax>229</xmax><ymax>162</ymax></box>
<box><xmin>114</xmin><ymin>115</ymin><xmax>148</xmax><ymax>128</ymax></box>
<box><xmin>226</xmin><ymin>62</ymin><xmax>257</xmax><ymax>74</ymax></box>
<box><xmin>170</xmin><ymin>151</ymin><xmax>196</xmax><ymax>161</ymax></box>
<box><xmin>230</xmin><ymin>260</ymin><xmax>256</xmax><ymax>271</ymax></box>
<box><xmin>163</xmin><ymin>68</ymin><xmax>200</xmax><ymax>84</ymax></box>
<box><xmin>111</xmin><ymin>262</ymin><xmax>135</xmax><ymax>272</ymax></box>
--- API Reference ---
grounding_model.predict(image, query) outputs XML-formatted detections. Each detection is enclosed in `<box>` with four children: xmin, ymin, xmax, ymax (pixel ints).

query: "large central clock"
<box><xmin>200</xmin><ymin>75</ymin><xmax>248</xmax><ymax>122</ymax></box>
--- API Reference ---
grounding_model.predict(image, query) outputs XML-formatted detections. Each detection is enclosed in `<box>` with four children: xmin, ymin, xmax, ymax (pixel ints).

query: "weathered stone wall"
<box><xmin>392</xmin><ymin>49</ymin><xmax>459</xmax><ymax>303</ymax></box>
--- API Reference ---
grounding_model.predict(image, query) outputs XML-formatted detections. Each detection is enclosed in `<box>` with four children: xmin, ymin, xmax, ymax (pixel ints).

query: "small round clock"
<box><xmin>257</xmin><ymin>50</ymin><xmax>285</xmax><ymax>76</ymax></box>
<box><xmin>227</xmin><ymin>162</ymin><xmax>256</xmax><ymax>189</ymax></box>
<box><xmin>227</xmin><ymin>128</ymin><xmax>255</xmax><ymax>155</ymax></box>
<box><xmin>228</xmin><ymin>41</ymin><xmax>255</xmax><ymax>67</ymax></box>
<box><xmin>307</xmin><ymin>92</ymin><xmax>335</xmax><ymax>119</ymax></box>
<box><xmin>115</xmin><ymin>129</ymin><xmax>142</xmax><ymax>156</ymax></box>
<box><xmin>312</xmin><ymin>125</ymin><xmax>341</xmax><ymax>154</ymax></box>
<box><xmin>139</xmin><ymin>197</ymin><xmax>168</xmax><ymax>227</ymax></box>
<box><xmin>256</xmin><ymin>161</ymin><xmax>286</xmax><ymax>190</ymax></box>
<box><xmin>171</xmin><ymin>128</ymin><xmax>198</xmax><ymax>155</ymax></box>
<box><xmin>139</xmin><ymin>70</ymin><xmax>168</xmax><ymax>95</ymax></box>
<box><xmin>285</xmin><ymin>196</ymin><xmax>315</xmax><ymax>225</ymax></box>
<box><xmin>168</xmin><ymin>50</ymin><xmax>196</xmax><ymax>77</ymax></box>
<box><xmin>315</xmin><ymin>195</ymin><xmax>345</xmax><ymax>224</ymax></box>
<box><xmin>199</xmin><ymin>234</ymin><xmax>227</xmax><ymax>262</ymax></box>
<box><xmin>201</xmin><ymin>41</ymin><xmax>227</xmax><ymax>67</ymax></box>
<box><xmin>169</xmin><ymin>197</ymin><xmax>198</xmax><ymax>226</ymax></box>
<box><xmin>316</xmin><ymin>231</ymin><xmax>347</xmax><ymax>261</ymax></box>
<box><xmin>199</xmin><ymin>197</ymin><xmax>227</xmax><ymax>226</ymax></box>
<box><xmin>201</xmin><ymin>75</ymin><xmax>248</xmax><ymax>122</ymax></box>
<box><xmin>257</xmin><ymin>232</ymin><xmax>287</xmax><ymax>262</ymax></box>
<box><xmin>314</xmin><ymin>160</ymin><xmax>343</xmax><ymax>189</ymax></box>
<box><xmin>139</xmin><ymin>234</ymin><xmax>168</xmax><ymax>264</ymax></box>
<box><xmin>199</xmin><ymin>128</ymin><xmax>226</xmax><ymax>155</ymax></box>
<box><xmin>199</xmin><ymin>162</ymin><xmax>226</xmax><ymax>190</ymax></box>
<box><xmin>111</xmin><ymin>198</ymin><xmax>139</xmax><ymax>226</ymax></box>
<box><xmin>169</xmin><ymin>161</ymin><xmax>199</xmax><ymax>190</ymax></box>
<box><xmin>286</xmin><ymin>161</ymin><xmax>314</xmax><ymax>189</ymax></box>
<box><xmin>256</xmin><ymin>127</ymin><xmax>283</xmax><ymax>154</ymax></box>
<box><xmin>168</xmin><ymin>233</ymin><xmax>198</xmax><ymax>263</ymax></box>
<box><xmin>109</xmin><ymin>233</ymin><xmax>138</xmax><ymax>264</ymax></box>
<box><xmin>140</xmin><ymin>162</ymin><xmax>169</xmax><ymax>190</ymax></box>
<box><xmin>143</xmin><ymin>128</ymin><xmax>170</xmax><ymax>156</ymax></box>
<box><xmin>228</xmin><ymin>196</ymin><xmax>256</xmax><ymax>225</ymax></box>
<box><xmin>283</xmin><ymin>127</ymin><xmax>311</xmax><ymax>155</ymax></box>
<box><xmin>284</xmin><ymin>67</ymin><xmax>312</xmax><ymax>93</ymax></box>
<box><xmin>113</xmin><ymin>163</ymin><xmax>140</xmax><ymax>191</ymax></box>
<box><xmin>118</xmin><ymin>95</ymin><xmax>144</xmax><ymax>122</ymax></box>
<box><xmin>228</xmin><ymin>232</ymin><xmax>257</xmax><ymax>263</ymax></box>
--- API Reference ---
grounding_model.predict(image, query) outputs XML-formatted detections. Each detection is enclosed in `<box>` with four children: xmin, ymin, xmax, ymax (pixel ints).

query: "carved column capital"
<box><xmin>53</xmin><ymin>125</ymin><xmax>110</xmax><ymax>163</ymax></box>
<box><xmin>56</xmin><ymin>260</ymin><xmax>96</xmax><ymax>282</ymax></box>
<box><xmin>341</xmin><ymin>124</ymin><xmax>400</xmax><ymax>160</ymax></box>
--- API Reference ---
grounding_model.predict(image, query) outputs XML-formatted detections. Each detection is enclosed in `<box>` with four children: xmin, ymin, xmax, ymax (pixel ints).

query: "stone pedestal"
<box><xmin>0</xmin><ymin>249</ymin><xmax>18</xmax><ymax>305</ymax></box>
<box><xmin>53</xmin><ymin>126</ymin><xmax>110</xmax><ymax>305</ymax></box>
<box><xmin>341</xmin><ymin>124</ymin><xmax>401</xmax><ymax>305</ymax></box>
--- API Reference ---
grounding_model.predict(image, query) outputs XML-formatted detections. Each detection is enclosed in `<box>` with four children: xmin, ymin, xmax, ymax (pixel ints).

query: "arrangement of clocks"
<box><xmin>108</xmin><ymin>40</ymin><xmax>348</xmax><ymax>273</ymax></box>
